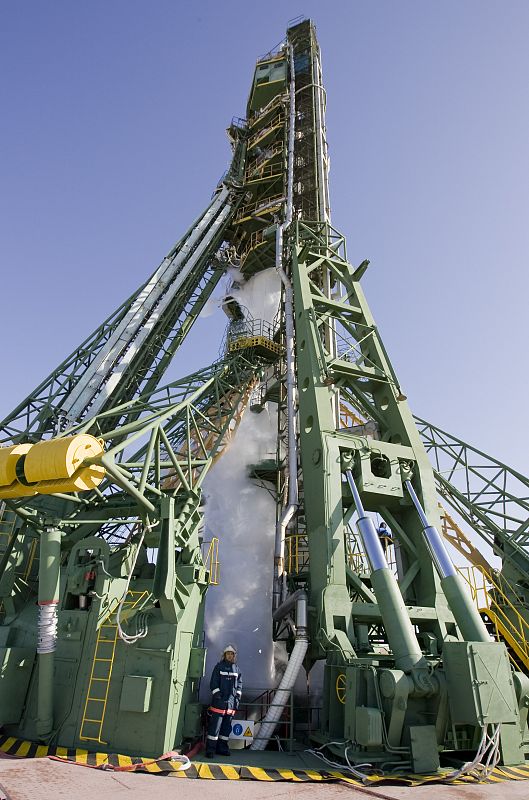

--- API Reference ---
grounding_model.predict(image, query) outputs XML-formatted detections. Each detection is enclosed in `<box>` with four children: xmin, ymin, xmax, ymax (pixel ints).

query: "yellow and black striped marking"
<box><xmin>1</xmin><ymin>735</ymin><xmax>529</xmax><ymax>785</ymax></box>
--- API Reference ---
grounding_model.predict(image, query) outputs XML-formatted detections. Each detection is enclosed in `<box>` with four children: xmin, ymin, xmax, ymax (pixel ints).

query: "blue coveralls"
<box><xmin>206</xmin><ymin>658</ymin><xmax>243</xmax><ymax>755</ymax></box>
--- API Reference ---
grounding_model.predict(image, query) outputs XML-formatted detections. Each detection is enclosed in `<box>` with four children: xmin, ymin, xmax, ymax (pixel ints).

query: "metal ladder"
<box><xmin>79</xmin><ymin>591</ymin><xmax>149</xmax><ymax>743</ymax></box>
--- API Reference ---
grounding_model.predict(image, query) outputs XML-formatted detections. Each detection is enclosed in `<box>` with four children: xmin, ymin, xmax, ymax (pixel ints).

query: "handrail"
<box><xmin>203</xmin><ymin>537</ymin><xmax>220</xmax><ymax>585</ymax></box>
<box><xmin>248</xmin><ymin>113</ymin><xmax>285</xmax><ymax>149</ymax></box>
<box><xmin>457</xmin><ymin>563</ymin><xmax>529</xmax><ymax>668</ymax></box>
<box><xmin>233</xmin><ymin>194</ymin><xmax>284</xmax><ymax>225</ymax></box>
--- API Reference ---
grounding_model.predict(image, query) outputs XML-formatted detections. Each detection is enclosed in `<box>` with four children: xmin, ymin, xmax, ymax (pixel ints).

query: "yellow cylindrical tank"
<box><xmin>0</xmin><ymin>482</ymin><xmax>38</xmax><ymax>499</ymax></box>
<box><xmin>24</xmin><ymin>435</ymin><xmax>104</xmax><ymax>483</ymax></box>
<box><xmin>0</xmin><ymin>435</ymin><xmax>105</xmax><ymax>499</ymax></box>
<box><xmin>0</xmin><ymin>443</ymin><xmax>33</xmax><ymax>487</ymax></box>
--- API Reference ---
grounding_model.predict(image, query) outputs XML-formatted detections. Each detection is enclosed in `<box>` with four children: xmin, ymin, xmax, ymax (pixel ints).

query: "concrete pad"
<box><xmin>0</xmin><ymin>758</ymin><xmax>529</xmax><ymax>800</ymax></box>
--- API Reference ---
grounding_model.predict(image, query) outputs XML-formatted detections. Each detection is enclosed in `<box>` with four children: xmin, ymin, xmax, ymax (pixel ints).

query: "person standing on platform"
<box><xmin>206</xmin><ymin>644</ymin><xmax>242</xmax><ymax>758</ymax></box>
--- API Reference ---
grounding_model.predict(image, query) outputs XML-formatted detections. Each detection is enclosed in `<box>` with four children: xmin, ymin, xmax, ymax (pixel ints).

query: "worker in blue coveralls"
<box><xmin>206</xmin><ymin>644</ymin><xmax>242</xmax><ymax>758</ymax></box>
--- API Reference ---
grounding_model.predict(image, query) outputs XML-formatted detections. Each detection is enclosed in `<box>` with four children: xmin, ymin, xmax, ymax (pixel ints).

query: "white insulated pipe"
<box><xmin>250</xmin><ymin>591</ymin><xmax>308</xmax><ymax>751</ymax></box>
<box><xmin>273</xmin><ymin>43</ymin><xmax>298</xmax><ymax>609</ymax></box>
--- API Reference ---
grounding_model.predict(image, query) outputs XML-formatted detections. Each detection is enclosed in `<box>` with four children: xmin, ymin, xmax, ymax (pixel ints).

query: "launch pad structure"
<box><xmin>1</xmin><ymin>17</ymin><xmax>529</xmax><ymax>784</ymax></box>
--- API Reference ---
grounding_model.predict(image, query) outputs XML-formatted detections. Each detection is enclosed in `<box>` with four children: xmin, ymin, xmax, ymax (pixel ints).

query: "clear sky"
<box><xmin>1</xmin><ymin>1</ymin><xmax>528</xmax><ymax>474</ymax></box>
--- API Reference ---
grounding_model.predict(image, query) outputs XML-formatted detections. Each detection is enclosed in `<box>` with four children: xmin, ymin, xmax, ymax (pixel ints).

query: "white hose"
<box><xmin>168</xmin><ymin>754</ymin><xmax>191</xmax><ymax>771</ymax></box>
<box><xmin>306</xmin><ymin>742</ymin><xmax>374</xmax><ymax>781</ymax></box>
<box><xmin>442</xmin><ymin>724</ymin><xmax>501</xmax><ymax>782</ymax></box>
<box><xmin>115</xmin><ymin>523</ymin><xmax>152</xmax><ymax>644</ymax></box>
<box><xmin>250</xmin><ymin>633</ymin><xmax>308</xmax><ymax>750</ymax></box>
<box><xmin>37</xmin><ymin>603</ymin><xmax>58</xmax><ymax>654</ymax></box>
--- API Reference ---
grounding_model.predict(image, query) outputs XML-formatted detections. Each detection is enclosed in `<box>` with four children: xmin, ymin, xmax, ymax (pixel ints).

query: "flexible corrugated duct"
<box><xmin>251</xmin><ymin>591</ymin><xmax>308</xmax><ymax>750</ymax></box>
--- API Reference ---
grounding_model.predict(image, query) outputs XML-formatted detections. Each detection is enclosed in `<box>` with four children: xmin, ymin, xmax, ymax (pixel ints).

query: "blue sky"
<box><xmin>1</xmin><ymin>1</ymin><xmax>528</xmax><ymax>473</ymax></box>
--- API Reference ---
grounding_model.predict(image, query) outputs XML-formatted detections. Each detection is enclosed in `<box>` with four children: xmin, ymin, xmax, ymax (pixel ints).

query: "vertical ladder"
<box><xmin>79</xmin><ymin>591</ymin><xmax>148</xmax><ymax>743</ymax></box>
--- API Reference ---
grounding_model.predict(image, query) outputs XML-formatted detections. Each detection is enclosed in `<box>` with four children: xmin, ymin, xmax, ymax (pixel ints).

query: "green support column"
<box><xmin>37</xmin><ymin>527</ymin><xmax>61</xmax><ymax>738</ymax></box>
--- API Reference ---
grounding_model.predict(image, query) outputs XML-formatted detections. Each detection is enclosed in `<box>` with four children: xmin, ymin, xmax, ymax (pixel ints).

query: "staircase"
<box><xmin>458</xmin><ymin>565</ymin><xmax>529</xmax><ymax>674</ymax></box>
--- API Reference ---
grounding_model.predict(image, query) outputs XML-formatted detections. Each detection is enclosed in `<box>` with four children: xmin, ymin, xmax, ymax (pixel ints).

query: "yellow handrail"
<box><xmin>457</xmin><ymin>564</ymin><xmax>529</xmax><ymax>669</ymax></box>
<box><xmin>204</xmin><ymin>537</ymin><xmax>220</xmax><ymax>585</ymax></box>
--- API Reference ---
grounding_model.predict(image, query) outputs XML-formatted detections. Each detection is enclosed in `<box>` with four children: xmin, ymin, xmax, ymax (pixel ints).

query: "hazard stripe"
<box><xmin>499</xmin><ymin>766</ymin><xmax>529</xmax><ymax>779</ymax></box>
<box><xmin>145</xmin><ymin>761</ymin><xmax>163</xmax><ymax>773</ymax></box>
<box><xmin>14</xmin><ymin>741</ymin><xmax>32</xmax><ymax>757</ymax></box>
<box><xmin>277</xmin><ymin>769</ymin><xmax>305</xmax><ymax>781</ymax></box>
<box><xmin>219</xmin><ymin>765</ymin><xmax>240</xmax><ymax>780</ymax></box>
<box><xmin>196</xmin><ymin>763</ymin><xmax>216</xmax><ymax>779</ymax></box>
<box><xmin>2</xmin><ymin>734</ymin><xmax>529</xmax><ymax>785</ymax></box>
<box><xmin>245</xmin><ymin>766</ymin><xmax>276</xmax><ymax>781</ymax></box>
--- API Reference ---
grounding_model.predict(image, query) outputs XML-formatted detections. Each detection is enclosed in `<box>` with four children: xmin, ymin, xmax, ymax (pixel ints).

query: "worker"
<box><xmin>206</xmin><ymin>644</ymin><xmax>242</xmax><ymax>758</ymax></box>
<box><xmin>377</xmin><ymin>521</ymin><xmax>392</xmax><ymax>554</ymax></box>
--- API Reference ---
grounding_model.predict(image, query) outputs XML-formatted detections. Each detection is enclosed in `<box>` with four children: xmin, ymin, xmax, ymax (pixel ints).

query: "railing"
<box><xmin>286</xmin><ymin>533</ymin><xmax>309</xmax><ymax>574</ymax></box>
<box><xmin>339</xmin><ymin>402</ymin><xmax>364</xmax><ymax>429</ymax></box>
<box><xmin>239</xmin><ymin>230</ymin><xmax>269</xmax><ymax>267</ymax></box>
<box><xmin>457</xmin><ymin>564</ymin><xmax>529</xmax><ymax>670</ymax></box>
<box><xmin>238</xmin><ymin>686</ymin><xmax>320</xmax><ymax>752</ymax></box>
<box><xmin>248</xmin><ymin>95</ymin><xmax>284</xmax><ymax>130</ymax></box>
<box><xmin>226</xmin><ymin>317</ymin><xmax>277</xmax><ymax>347</ymax></box>
<box><xmin>233</xmin><ymin>194</ymin><xmax>284</xmax><ymax>225</ymax></box>
<box><xmin>246</xmin><ymin>140</ymin><xmax>284</xmax><ymax>173</ymax></box>
<box><xmin>245</xmin><ymin>161</ymin><xmax>284</xmax><ymax>184</ymax></box>
<box><xmin>203</xmin><ymin>537</ymin><xmax>220</xmax><ymax>585</ymax></box>
<box><xmin>248</xmin><ymin>113</ymin><xmax>285</xmax><ymax>150</ymax></box>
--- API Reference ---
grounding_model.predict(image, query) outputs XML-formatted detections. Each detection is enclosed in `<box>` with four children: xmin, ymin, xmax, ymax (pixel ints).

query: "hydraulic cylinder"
<box><xmin>404</xmin><ymin>480</ymin><xmax>489</xmax><ymax>643</ymax></box>
<box><xmin>346</xmin><ymin>470</ymin><xmax>425</xmax><ymax>671</ymax></box>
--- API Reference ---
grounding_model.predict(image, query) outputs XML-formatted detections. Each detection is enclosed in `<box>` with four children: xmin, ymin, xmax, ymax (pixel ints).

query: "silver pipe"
<box><xmin>273</xmin><ymin>43</ymin><xmax>298</xmax><ymax>608</ymax></box>
<box><xmin>404</xmin><ymin>480</ymin><xmax>456</xmax><ymax>579</ymax></box>
<box><xmin>346</xmin><ymin>471</ymin><xmax>388</xmax><ymax>572</ymax></box>
<box><xmin>273</xmin><ymin>588</ymin><xmax>306</xmax><ymax>623</ymax></box>
<box><xmin>403</xmin><ymin>480</ymin><xmax>490</xmax><ymax>643</ymax></box>
<box><xmin>311</xmin><ymin>42</ymin><xmax>330</xmax><ymax>223</ymax></box>
<box><xmin>285</xmin><ymin>43</ymin><xmax>296</xmax><ymax>227</ymax></box>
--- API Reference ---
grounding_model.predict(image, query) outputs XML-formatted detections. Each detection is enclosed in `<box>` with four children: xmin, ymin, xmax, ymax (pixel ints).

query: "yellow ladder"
<box><xmin>79</xmin><ymin>591</ymin><xmax>148</xmax><ymax>743</ymax></box>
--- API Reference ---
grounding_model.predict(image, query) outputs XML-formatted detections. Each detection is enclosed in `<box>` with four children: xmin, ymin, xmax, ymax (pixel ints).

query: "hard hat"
<box><xmin>223</xmin><ymin>644</ymin><xmax>237</xmax><ymax>654</ymax></box>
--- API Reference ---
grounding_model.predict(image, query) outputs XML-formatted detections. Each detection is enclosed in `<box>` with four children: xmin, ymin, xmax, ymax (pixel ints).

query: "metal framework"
<box><xmin>0</xmin><ymin>17</ymin><xmax>528</xmax><ymax>775</ymax></box>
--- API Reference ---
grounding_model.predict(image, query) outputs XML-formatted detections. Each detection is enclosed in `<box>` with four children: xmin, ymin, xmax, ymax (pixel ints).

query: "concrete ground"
<box><xmin>0</xmin><ymin>758</ymin><xmax>529</xmax><ymax>800</ymax></box>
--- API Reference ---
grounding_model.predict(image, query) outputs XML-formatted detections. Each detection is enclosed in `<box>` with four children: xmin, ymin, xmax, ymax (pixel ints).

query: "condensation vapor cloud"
<box><xmin>201</xmin><ymin>268</ymin><xmax>281</xmax><ymax>696</ymax></box>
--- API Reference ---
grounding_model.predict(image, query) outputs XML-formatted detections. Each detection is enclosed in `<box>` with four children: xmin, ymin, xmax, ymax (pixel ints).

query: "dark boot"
<box><xmin>216</xmin><ymin>740</ymin><xmax>231</xmax><ymax>757</ymax></box>
<box><xmin>205</xmin><ymin>738</ymin><xmax>217</xmax><ymax>758</ymax></box>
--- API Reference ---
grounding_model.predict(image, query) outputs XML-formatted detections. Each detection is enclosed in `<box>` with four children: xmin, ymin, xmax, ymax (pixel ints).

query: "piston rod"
<box><xmin>346</xmin><ymin>470</ymin><xmax>425</xmax><ymax>671</ymax></box>
<box><xmin>404</xmin><ymin>479</ymin><xmax>489</xmax><ymax>643</ymax></box>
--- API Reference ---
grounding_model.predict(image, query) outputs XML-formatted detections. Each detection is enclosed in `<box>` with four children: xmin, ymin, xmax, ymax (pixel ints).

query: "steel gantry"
<box><xmin>1</xmin><ymin>17</ymin><xmax>529</xmax><ymax>775</ymax></box>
